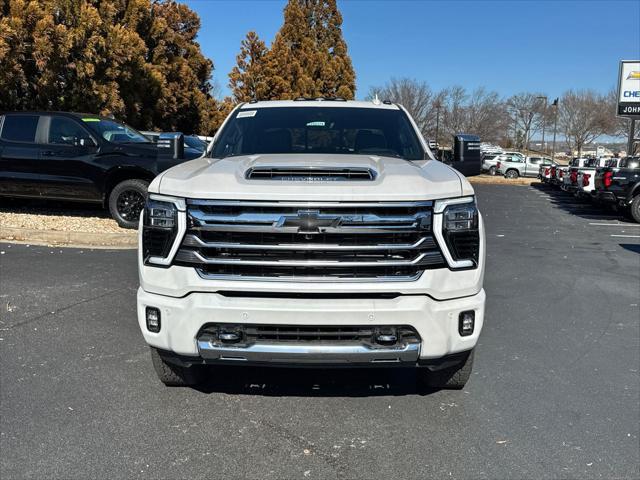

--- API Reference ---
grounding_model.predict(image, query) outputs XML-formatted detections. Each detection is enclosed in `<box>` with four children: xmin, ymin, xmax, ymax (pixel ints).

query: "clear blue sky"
<box><xmin>186</xmin><ymin>0</ymin><xmax>640</xmax><ymax>100</ymax></box>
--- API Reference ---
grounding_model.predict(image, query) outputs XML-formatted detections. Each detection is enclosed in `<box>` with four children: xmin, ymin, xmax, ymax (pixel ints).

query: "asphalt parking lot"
<box><xmin>1</xmin><ymin>184</ymin><xmax>639</xmax><ymax>480</ymax></box>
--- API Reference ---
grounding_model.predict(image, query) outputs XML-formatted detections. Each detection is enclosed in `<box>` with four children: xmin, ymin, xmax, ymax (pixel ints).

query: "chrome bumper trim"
<box><xmin>196</xmin><ymin>341</ymin><xmax>421</xmax><ymax>364</ymax></box>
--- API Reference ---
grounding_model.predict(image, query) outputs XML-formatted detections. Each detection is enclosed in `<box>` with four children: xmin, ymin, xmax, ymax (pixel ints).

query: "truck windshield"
<box><xmin>212</xmin><ymin>106</ymin><xmax>425</xmax><ymax>160</ymax></box>
<box><xmin>82</xmin><ymin>118</ymin><xmax>150</xmax><ymax>144</ymax></box>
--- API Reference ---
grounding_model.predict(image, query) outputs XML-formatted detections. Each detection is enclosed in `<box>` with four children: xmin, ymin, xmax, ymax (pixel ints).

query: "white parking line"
<box><xmin>610</xmin><ymin>234</ymin><xmax>640</xmax><ymax>238</ymax></box>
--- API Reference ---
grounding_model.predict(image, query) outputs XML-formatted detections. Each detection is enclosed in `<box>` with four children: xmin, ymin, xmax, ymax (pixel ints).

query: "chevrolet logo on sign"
<box><xmin>618</xmin><ymin>60</ymin><xmax>640</xmax><ymax>117</ymax></box>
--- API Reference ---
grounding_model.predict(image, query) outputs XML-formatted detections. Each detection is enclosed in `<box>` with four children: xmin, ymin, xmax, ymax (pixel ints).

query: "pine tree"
<box><xmin>0</xmin><ymin>0</ymin><xmax>222</xmax><ymax>134</ymax></box>
<box><xmin>228</xmin><ymin>31</ymin><xmax>269</xmax><ymax>102</ymax></box>
<box><xmin>261</xmin><ymin>0</ymin><xmax>356</xmax><ymax>100</ymax></box>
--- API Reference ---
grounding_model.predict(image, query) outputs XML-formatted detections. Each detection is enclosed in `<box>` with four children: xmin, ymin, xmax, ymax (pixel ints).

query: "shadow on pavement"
<box><xmin>192</xmin><ymin>365</ymin><xmax>440</xmax><ymax>397</ymax></box>
<box><xmin>620</xmin><ymin>243</ymin><xmax>640</xmax><ymax>254</ymax></box>
<box><xmin>530</xmin><ymin>183</ymin><xmax>630</xmax><ymax>222</ymax></box>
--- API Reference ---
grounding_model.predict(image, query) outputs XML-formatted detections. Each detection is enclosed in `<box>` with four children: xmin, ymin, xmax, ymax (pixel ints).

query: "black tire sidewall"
<box><xmin>506</xmin><ymin>170</ymin><xmax>518</xmax><ymax>179</ymax></box>
<box><xmin>108</xmin><ymin>179</ymin><xmax>149</xmax><ymax>229</ymax></box>
<box><xmin>631</xmin><ymin>196</ymin><xmax>640</xmax><ymax>223</ymax></box>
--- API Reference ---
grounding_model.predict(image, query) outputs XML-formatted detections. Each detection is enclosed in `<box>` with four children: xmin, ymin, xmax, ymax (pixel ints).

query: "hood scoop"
<box><xmin>245</xmin><ymin>166</ymin><xmax>377</xmax><ymax>182</ymax></box>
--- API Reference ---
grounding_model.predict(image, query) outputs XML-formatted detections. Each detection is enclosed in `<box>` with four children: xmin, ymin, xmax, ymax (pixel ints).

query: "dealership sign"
<box><xmin>617</xmin><ymin>60</ymin><xmax>640</xmax><ymax>117</ymax></box>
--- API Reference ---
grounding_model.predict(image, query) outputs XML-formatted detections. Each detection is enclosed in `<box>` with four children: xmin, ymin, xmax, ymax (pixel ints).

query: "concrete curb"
<box><xmin>0</xmin><ymin>226</ymin><xmax>137</xmax><ymax>248</ymax></box>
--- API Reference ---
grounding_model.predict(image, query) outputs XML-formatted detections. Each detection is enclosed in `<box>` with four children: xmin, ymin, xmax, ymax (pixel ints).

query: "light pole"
<box><xmin>434</xmin><ymin>101</ymin><xmax>441</xmax><ymax>147</ymax></box>
<box><xmin>551</xmin><ymin>98</ymin><xmax>559</xmax><ymax>161</ymax></box>
<box><xmin>526</xmin><ymin>111</ymin><xmax>534</xmax><ymax>151</ymax></box>
<box><xmin>536</xmin><ymin>96</ymin><xmax>548</xmax><ymax>152</ymax></box>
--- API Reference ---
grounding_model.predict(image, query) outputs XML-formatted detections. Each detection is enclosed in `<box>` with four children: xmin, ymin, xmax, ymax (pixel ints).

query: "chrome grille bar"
<box><xmin>174</xmin><ymin>250</ymin><xmax>443</xmax><ymax>267</ymax></box>
<box><xmin>176</xmin><ymin>200</ymin><xmax>445</xmax><ymax>280</ymax></box>
<box><xmin>182</xmin><ymin>233</ymin><xmax>435</xmax><ymax>250</ymax></box>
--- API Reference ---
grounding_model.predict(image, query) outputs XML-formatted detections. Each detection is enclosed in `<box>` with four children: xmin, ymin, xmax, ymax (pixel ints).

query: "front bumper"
<box><xmin>137</xmin><ymin>288</ymin><xmax>485</xmax><ymax>362</ymax></box>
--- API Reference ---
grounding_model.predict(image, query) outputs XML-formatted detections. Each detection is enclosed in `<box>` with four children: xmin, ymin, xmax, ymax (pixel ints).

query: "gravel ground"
<box><xmin>0</xmin><ymin>202</ymin><xmax>124</xmax><ymax>233</ymax></box>
<box><xmin>468</xmin><ymin>174</ymin><xmax>539</xmax><ymax>186</ymax></box>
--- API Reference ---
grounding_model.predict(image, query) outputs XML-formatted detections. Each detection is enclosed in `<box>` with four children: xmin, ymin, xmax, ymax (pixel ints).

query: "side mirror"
<box><xmin>158</xmin><ymin>132</ymin><xmax>185</xmax><ymax>160</ymax></box>
<box><xmin>451</xmin><ymin>134</ymin><xmax>481</xmax><ymax>176</ymax></box>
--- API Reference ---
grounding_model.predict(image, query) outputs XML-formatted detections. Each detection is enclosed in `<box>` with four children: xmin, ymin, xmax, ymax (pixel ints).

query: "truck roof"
<box><xmin>239</xmin><ymin>99</ymin><xmax>400</xmax><ymax>110</ymax></box>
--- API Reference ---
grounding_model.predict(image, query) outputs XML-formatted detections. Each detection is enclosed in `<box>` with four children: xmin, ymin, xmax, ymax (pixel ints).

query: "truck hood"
<box><xmin>150</xmin><ymin>154</ymin><xmax>470</xmax><ymax>201</ymax></box>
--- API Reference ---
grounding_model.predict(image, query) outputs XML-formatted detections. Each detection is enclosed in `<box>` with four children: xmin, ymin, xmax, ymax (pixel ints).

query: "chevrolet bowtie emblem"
<box><xmin>273</xmin><ymin>209</ymin><xmax>342</xmax><ymax>234</ymax></box>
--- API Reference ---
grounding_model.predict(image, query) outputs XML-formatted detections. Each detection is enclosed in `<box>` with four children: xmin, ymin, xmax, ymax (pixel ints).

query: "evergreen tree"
<box><xmin>261</xmin><ymin>0</ymin><xmax>355</xmax><ymax>100</ymax></box>
<box><xmin>0</xmin><ymin>0</ymin><xmax>221</xmax><ymax>134</ymax></box>
<box><xmin>228</xmin><ymin>31</ymin><xmax>269</xmax><ymax>102</ymax></box>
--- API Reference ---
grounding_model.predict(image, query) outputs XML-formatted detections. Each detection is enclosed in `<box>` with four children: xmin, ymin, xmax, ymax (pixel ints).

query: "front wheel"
<box><xmin>629</xmin><ymin>195</ymin><xmax>640</xmax><ymax>223</ymax></box>
<box><xmin>418</xmin><ymin>350</ymin><xmax>474</xmax><ymax>390</ymax></box>
<box><xmin>505</xmin><ymin>169</ymin><xmax>519</xmax><ymax>179</ymax></box>
<box><xmin>150</xmin><ymin>347</ymin><xmax>203</xmax><ymax>387</ymax></box>
<box><xmin>108</xmin><ymin>179</ymin><xmax>149</xmax><ymax>229</ymax></box>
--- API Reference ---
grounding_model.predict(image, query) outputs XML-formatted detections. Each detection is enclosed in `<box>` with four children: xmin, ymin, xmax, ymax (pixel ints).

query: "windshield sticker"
<box><xmin>82</xmin><ymin>118</ymin><xmax>100</xmax><ymax>122</ymax></box>
<box><xmin>237</xmin><ymin>110</ymin><xmax>257</xmax><ymax>118</ymax></box>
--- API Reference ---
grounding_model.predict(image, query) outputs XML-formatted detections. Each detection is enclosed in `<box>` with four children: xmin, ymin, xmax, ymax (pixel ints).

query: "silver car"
<box><xmin>496</xmin><ymin>154</ymin><xmax>550</xmax><ymax>178</ymax></box>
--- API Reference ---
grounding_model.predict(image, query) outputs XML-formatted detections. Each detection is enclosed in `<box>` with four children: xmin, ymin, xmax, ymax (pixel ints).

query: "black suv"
<box><xmin>0</xmin><ymin>112</ymin><xmax>200</xmax><ymax>228</ymax></box>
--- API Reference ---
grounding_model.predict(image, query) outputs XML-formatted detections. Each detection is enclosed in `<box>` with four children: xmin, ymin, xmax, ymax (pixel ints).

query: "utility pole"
<box><xmin>551</xmin><ymin>98</ymin><xmax>559</xmax><ymax>161</ymax></box>
<box><xmin>628</xmin><ymin>119</ymin><xmax>637</xmax><ymax>156</ymax></box>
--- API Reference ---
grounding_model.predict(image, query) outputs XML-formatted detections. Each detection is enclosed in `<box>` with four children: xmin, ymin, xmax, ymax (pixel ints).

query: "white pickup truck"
<box><xmin>137</xmin><ymin>99</ymin><xmax>486</xmax><ymax>390</ymax></box>
<box><xmin>496</xmin><ymin>155</ymin><xmax>554</xmax><ymax>178</ymax></box>
<box><xmin>576</xmin><ymin>158</ymin><xmax>619</xmax><ymax>199</ymax></box>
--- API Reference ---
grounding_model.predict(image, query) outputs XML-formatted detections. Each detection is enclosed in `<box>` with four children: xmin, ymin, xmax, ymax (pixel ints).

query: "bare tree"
<box><xmin>558</xmin><ymin>89</ymin><xmax>610</xmax><ymax>156</ymax></box>
<box><xmin>507</xmin><ymin>92</ymin><xmax>547</xmax><ymax>150</ymax></box>
<box><xmin>604</xmin><ymin>88</ymin><xmax>631</xmax><ymax>138</ymax></box>
<box><xmin>439</xmin><ymin>86</ymin><xmax>508</xmax><ymax>144</ymax></box>
<box><xmin>367</xmin><ymin>78</ymin><xmax>439</xmax><ymax>138</ymax></box>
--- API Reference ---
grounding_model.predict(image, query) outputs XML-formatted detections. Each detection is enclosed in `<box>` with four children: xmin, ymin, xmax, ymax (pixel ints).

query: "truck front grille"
<box><xmin>174</xmin><ymin>200</ymin><xmax>446</xmax><ymax>281</ymax></box>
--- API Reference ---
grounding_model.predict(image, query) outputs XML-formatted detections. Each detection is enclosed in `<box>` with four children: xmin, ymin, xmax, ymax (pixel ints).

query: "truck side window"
<box><xmin>48</xmin><ymin>117</ymin><xmax>92</xmax><ymax>146</ymax></box>
<box><xmin>0</xmin><ymin>115</ymin><xmax>40</xmax><ymax>143</ymax></box>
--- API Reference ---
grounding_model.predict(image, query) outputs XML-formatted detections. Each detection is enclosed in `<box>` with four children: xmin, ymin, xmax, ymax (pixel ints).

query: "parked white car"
<box><xmin>137</xmin><ymin>99</ymin><xmax>486</xmax><ymax>390</ymax></box>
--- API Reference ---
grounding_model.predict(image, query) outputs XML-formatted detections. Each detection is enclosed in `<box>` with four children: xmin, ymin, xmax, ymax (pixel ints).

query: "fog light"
<box><xmin>459</xmin><ymin>310</ymin><xmax>475</xmax><ymax>336</ymax></box>
<box><xmin>146</xmin><ymin>307</ymin><xmax>161</xmax><ymax>333</ymax></box>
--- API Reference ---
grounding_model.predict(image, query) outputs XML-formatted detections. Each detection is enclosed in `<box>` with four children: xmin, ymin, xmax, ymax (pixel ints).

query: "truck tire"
<box><xmin>630</xmin><ymin>195</ymin><xmax>640</xmax><ymax>223</ymax></box>
<box><xmin>150</xmin><ymin>347</ymin><xmax>203</xmax><ymax>387</ymax></box>
<box><xmin>108</xmin><ymin>179</ymin><xmax>149</xmax><ymax>229</ymax></box>
<box><xmin>419</xmin><ymin>350</ymin><xmax>474</xmax><ymax>390</ymax></box>
<box><xmin>505</xmin><ymin>169</ymin><xmax>519</xmax><ymax>179</ymax></box>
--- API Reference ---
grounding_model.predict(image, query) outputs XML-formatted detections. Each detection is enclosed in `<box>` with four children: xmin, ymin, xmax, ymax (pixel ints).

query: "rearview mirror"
<box><xmin>76</xmin><ymin>137</ymin><xmax>96</xmax><ymax>148</ymax></box>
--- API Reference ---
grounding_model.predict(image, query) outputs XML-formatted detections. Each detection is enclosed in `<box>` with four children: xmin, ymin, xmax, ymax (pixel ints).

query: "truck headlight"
<box><xmin>434</xmin><ymin>197</ymin><xmax>480</xmax><ymax>268</ymax></box>
<box><xmin>142</xmin><ymin>195</ymin><xmax>185</xmax><ymax>265</ymax></box>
